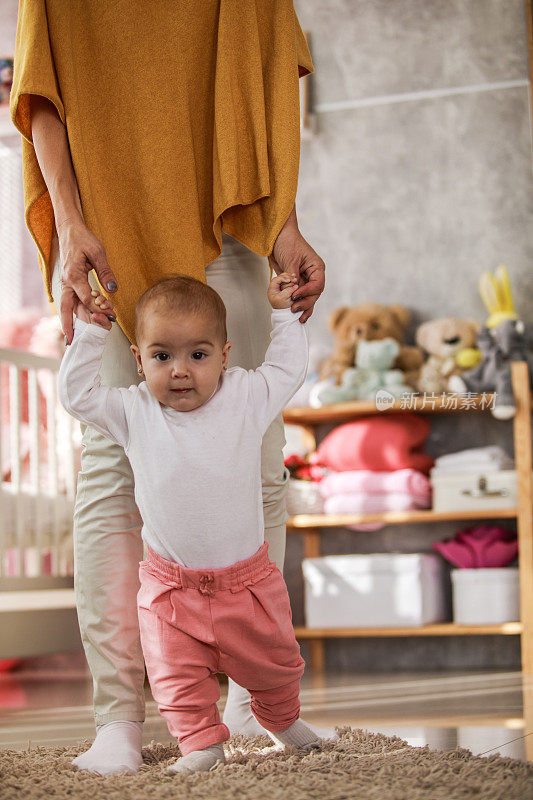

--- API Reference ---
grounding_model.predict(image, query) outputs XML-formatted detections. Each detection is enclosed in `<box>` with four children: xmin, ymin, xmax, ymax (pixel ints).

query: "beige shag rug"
<box><xmin>1</xmin><ymin>727</ymin><xmax>531</xmax><ymax>800</ymax></box>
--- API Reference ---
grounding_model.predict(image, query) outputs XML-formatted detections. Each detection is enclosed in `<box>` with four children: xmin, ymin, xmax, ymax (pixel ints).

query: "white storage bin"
<box><xmin>302</xmin><ymin>553</ymin><xmax>447</xmax><ymax>628</ymax></box>
<box><xmin>430</xmin><ymin>470</ymin><xmax>517</xmax><ymax>513</ymax></box>
<box><xmin>451</xmin><ymin>568</ymin><xmax>519</xmax><ymax>624</ymax></box>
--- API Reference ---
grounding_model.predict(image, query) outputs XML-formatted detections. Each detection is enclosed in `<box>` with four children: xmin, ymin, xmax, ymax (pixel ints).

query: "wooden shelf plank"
<box><xmin>288</xmin><ymin>508</ymin><xmax>518</xmax><ymax>528</ymax></box>
<box><xmin>283</xmin><ymin>394</ymin><xmax>499</xmax><ymax>425</ymax></box>
<box><xmin>294</xmin><ymin>622</ymin><xmax>523</xmax><ymax>638</ymax></box>
<box><xmin>284</xmin><ymin>396</ymin><xmax>533</xmax><ymax>425</ymax></box>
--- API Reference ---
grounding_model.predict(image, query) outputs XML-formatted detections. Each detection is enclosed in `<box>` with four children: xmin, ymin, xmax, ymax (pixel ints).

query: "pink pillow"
<box><xmin>309</xmin><ymin>414</ymin><xmax>434</xmax><ymax>474</ymax></box>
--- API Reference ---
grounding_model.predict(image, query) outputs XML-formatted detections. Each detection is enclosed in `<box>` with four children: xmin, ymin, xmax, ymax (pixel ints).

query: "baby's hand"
<box><xmin>88</xmin><ymin>289</ymin><xmax>114</xmax><ymax>331</ymax></box>
<box><xmin>267</xmin><ymin>272</ymin><xmax>300</xmax><ymax>310</ymax></box>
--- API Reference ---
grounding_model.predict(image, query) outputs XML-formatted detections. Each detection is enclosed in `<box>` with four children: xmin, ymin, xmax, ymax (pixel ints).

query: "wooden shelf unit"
<box><xmin>283</xmin><ymin>362</ymin><xmax>533</xmax><ymax>675</ymax></box>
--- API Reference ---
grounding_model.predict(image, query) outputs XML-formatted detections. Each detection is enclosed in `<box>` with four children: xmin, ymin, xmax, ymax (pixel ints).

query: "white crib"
<box><xmin>0</xmin><ymin>346</ymin><xmax>82</xmax><ymax>659</ymax></box>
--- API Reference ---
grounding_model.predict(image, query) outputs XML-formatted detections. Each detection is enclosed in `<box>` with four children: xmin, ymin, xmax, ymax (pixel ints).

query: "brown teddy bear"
<box><xmin>415</xmin><ymin>317</ymin><xmax>480</xmax><ymax>394</ymax></box>
<box><xmin>319</xmin><ymin>303</ymin><xmax>424</xmax><ymax>386</ymax></box>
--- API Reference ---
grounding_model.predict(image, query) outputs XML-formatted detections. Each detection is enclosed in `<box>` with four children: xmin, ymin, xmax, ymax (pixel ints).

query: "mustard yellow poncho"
<box><xmin>11</xmin><ymin>0</ymin><xmax>313</xmax><ymax>343</ymax></box>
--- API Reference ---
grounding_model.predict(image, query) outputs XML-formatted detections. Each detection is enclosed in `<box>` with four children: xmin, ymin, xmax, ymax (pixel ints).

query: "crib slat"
<box><xmin>9</xmin><ymin>364</ymin><xmax>23</xmax><ymax>577</ymax></box>
<box><xmin>28</xmin><ymin>368</ymin><xmax>42</xmax><ymax>566</ymax></box>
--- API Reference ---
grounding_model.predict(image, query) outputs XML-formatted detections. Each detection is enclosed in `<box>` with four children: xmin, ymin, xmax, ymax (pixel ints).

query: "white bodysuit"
<box><xmin>58</xmin><ymin>308</ymin><xmax>308</xmax><ymax>569</ymax></box>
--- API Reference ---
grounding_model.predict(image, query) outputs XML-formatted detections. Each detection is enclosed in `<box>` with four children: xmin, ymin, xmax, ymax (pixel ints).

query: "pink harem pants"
<box><xmin>137</xmin><ymin>543</ymin><xmax>305</xmax><ymax>755</ymax></box>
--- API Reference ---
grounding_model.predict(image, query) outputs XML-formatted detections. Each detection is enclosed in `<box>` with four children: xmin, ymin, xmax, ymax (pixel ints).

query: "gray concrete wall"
<box><xmin>290</xmin><ymin>0</ymin><xmax>531</xmax><ymax>670</ymax></box>
<box><xmin>0</xmin><ymin>0</ymin><xmax>17</xmax><ymax>56</ymax></box>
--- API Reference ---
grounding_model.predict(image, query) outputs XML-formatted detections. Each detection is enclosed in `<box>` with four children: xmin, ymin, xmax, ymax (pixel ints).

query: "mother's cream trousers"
<box><xmin>51</xmin><ymin>233</ymin><xmax>289</xmax><ymax>725</ymax></box>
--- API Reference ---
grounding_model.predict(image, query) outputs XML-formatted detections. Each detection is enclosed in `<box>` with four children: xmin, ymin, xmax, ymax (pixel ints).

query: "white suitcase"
<box><xmin>430</xmin><ymin>469</ymin><xmax>517</xmax><ymax>512</ymax></box>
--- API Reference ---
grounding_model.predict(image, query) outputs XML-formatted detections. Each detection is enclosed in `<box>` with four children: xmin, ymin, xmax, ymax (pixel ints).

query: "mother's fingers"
<box><xmin>300</xmin><ymin>266</ymin><xmax>326</xmax><ymax>293</ymax></box>
<box><xmin>62</xmin><ymin>250</ymin><xmax>115</xmax><ymax>317</ymax></box>
<box><xmin>60</xmin><ymin>288</ymin><xmax>77</xmax><ymax>345</ymax></box>
<box><xmin>290</xmin><ymin>279</ymin><xmax>323</xmax><ymax>306</ymax></box>
<box><xmin>61</xmin><ymin>293</ymin><xmax>96</xmax><ymax>343</ymax></box>
<box><xmin>298</xmin><ymin>307</ymin><xmax>314</xmax><ymax>324</ymax></box>
<box><xmin>298</xmin><ymin>300</ymin><xmax>319</xmax><ymax>323</ymax></box>
<box><xmin>61</xmin><ymin>288</ymin><xmax>115</xmax><ymax>345</ymax></box>
<box><xmin>291</xmin><ymin>290</ymin><xmax>322</xmax><ymax>322</ymax></box>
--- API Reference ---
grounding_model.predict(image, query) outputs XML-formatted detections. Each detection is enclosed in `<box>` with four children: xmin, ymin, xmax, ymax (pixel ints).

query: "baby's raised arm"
<box><xmin>58</xmin><ymin>316</ymin><xmax>136</xmax><ymax>448</ymax></box>
<box><xmin>247</xmin><ymin>272</ymin><xmax>309</xmax><ymax>436</ymax></box>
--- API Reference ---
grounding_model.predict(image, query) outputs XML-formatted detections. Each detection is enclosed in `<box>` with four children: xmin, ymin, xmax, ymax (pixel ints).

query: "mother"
<box><xmin>11</xmin><ymin>0</ymin><xmax>325</xmax><ymax>775</ymax></box>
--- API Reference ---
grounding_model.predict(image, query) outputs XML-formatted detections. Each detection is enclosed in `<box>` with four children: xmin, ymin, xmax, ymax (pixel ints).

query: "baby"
<box><xmin>58</xmin><ymin>270</ymin><xmax>320</xmax><ymax>774</ymax></box>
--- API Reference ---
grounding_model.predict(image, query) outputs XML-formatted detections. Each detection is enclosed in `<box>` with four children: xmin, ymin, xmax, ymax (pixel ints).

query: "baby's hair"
<box><xmin>135</xmin><ymin>275</ymin><xmax>227</xmax><ymax>346</ymax></box>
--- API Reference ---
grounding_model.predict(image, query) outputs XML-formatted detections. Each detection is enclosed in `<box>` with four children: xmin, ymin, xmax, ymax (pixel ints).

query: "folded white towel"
<box><xmin>433</xmin><ymin>446</ymin><xmax>514</xmax><ymax>473</ymax></box>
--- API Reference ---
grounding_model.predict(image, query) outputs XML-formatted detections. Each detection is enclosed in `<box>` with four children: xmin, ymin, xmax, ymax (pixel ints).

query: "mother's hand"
<box><xmin>269</xmin><ymin>210</ymin><xmax>325</xmax><ymax>324</ymax></box>
<box><xmin>58</xmin><ymin>219</ymin><xmax>118</xmax><ymax>344</ymax></box>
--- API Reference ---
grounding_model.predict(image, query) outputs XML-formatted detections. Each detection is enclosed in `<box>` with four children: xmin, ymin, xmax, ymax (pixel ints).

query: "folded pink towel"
<box><xmin>319</xmin><ymin>468</ymin><xmax>431</xmax><ymax>500</ymax></box>
<box><xmin>324</xmin><ymin>492</ymin><xmax>430</xmax><ymax>515</ymax></box>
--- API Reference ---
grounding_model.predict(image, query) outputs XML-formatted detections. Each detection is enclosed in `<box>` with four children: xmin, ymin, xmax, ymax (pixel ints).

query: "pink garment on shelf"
<box><xmin>432</xmin><ymin>525</ymin><xmax>518</xmax><ymax>568</ymax></box>
<box><xmin>319</xmin><ymin>468</ymin><xmax>430</xmax><ymax>500</ymax></box>
<box><xmin>309</xmin><ymin>414</ymin><xmax>434</xmax><ymax>474</ymax></box>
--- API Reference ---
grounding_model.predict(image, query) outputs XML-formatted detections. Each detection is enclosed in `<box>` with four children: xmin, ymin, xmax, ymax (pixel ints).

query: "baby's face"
<box><xmin>131</xmin><ymin>310</ymin><xmax>231</xmax><ymax>411</ymax></box>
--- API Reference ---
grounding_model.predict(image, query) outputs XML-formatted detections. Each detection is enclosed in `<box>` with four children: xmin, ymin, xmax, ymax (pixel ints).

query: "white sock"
<box><xmin>168</xmin><ymin>743</ymin><xmax>225</xmax><ymax>774</ymax></box>
<box><xmin>223</xmin><ymin>679</ymin><xmax>338</xmax><ymax>741</ymax></box>
<box><xmin>72</xmin><ymin>720</ymin><xmax>143</xmax><ymax>775</ymax></box>
<box><xmin>267</xmin><ymin>719</ymin><xmax>321</xmax><ymax>750</ymax></box>
<box><xmin>223</xmin><ymin>679</ymin><xmax>266</xmax><ymax>736</ymax></box>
